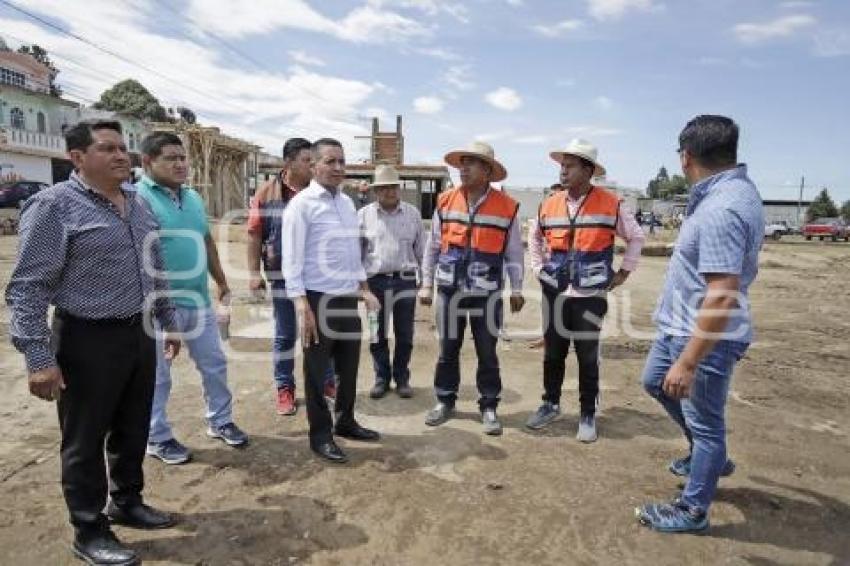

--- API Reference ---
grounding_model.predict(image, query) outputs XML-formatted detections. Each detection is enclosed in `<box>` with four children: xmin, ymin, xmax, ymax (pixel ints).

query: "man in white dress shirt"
<box><xmin>281</xmin><ymin>138</ymin><xmax>381</xmax><ymax>463</ymax></box>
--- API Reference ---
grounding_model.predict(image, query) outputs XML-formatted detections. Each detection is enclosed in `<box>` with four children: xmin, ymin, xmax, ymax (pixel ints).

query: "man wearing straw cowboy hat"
<box><xmin>526</xmin><ymin>139</ymin><xmax>644</xmax><ymax>442</ymax></box>
<box><xmin>359</xmin><ymin>164</ymin><xmax>424</xmax><ymax>399</ymax></box>
<box><xmin>419</xmin><ymin>141</ymin><xmax>525</xmax><ymax>435</ymax></box>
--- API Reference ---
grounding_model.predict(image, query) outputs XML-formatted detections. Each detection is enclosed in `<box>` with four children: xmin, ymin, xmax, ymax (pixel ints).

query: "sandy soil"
<box><xmin>0</xmin><ymin>229</ymin><xmax>848</xmax><ymax>565</ymax></box>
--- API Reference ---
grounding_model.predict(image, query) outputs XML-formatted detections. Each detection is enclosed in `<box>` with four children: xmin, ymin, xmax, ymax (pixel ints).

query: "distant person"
<box><xmin>6</xmin><ymin>120</ymin><xmax>181</xmax><ymax>565</ymax></box>
<box><xmin>635</xmin><ymin>210</ymin><xmax>643</xmax><ymax>226</ymax></box>
<box><xmin>359</xmin><ymin>164</ymin><xmax>424</xmax><ymax>399</ymax></box>
<box><xmin>137</xmin><ymin>132</ymin><xmax>248</xmax><ymax>466</ymax></box>
<box><xmin>649</xmin><ymin>211</ymin><xmax>657</xmax><ymax>235</ymax></box>
<box><xmin>281</xmin><ymin>138</ymin><xmax>382</xmax><ymax>463</ymax></box>
<box><xmin>355</xmin><ymin>180</ymin><xmax>371</xmax><ymax>210</ymax></box>
<box><xmin>527</xmin><ymin>139</ymin><xmax>644</xmax><ymax>442</ymax></box>
<box><xmin>246</xmin><ymin>138</ymin><xmax>335</xmax><ymax>416</ymax></box>
<box><xmin>419</xmin><ymin>141</ymin><xmax>524</xmax><ymax>436</ymax></box>
<box><xmin>636</xmin><ymin>115</ymin><xmax>764</xmax><ymax>533</ymax></box>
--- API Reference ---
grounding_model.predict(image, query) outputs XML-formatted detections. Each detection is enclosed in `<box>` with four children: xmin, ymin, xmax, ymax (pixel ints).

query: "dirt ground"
<box><xmin>0</xmin><ymin>227</ymin><xmax>848</xmax><ymax>566</ymax></box>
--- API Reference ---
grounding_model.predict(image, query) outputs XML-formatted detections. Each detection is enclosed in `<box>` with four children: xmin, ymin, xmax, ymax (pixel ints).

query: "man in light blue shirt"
<box><xmin>636</xmin><ymin>115</ymin><xmax>764</xmax><ymax>533</ymax></box>
<box><xmin>282</xmin><ymin>138</ymin><xmax>381</xmax><ymax>464</ymax></box>
<box><xmin>136</xmin><ymin>132</ymin><xmax>248</xmax><ymax>466</ymax></box>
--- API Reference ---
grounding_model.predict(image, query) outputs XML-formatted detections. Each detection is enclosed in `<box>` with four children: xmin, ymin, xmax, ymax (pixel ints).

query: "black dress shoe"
<box><xmin>312</xmin><ymin>440</ymin><xmax>348</xmax><ymax>463</ymax></box>
<box><xmin>369</xmin><ymin>381</ymin><xmax>389</xmax><ymax>399</ymax></box>
<box><xmin>335</xmin><ymin>422</ymin><xmax>381</xmax><ymax>442</ymax></box>
<box><xmin>106</xmin><ymin>501</ymin><xmax>175</xmax><ymax>530</ymax></box>
<box><xmin>73</xmin><ymin>529</ymin><xmax>139</xmax><ymax>565</ymax></box>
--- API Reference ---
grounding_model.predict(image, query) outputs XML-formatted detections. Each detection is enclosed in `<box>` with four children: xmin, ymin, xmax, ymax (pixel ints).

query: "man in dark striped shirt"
<box><xmin>5</xmin><ymin>120</ymin><xmax>181</xmax><ymax>566</ymax></box>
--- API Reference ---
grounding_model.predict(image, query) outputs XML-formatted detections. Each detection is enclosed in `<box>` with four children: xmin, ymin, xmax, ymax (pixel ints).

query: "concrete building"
<box><xmin>0</xmin><ymin>47</ymin><xmax>77</xmax><ymax>183</ymax></box>
<box><xmin>762</xmin><ymin>199</ymin><xmax>812</xmax><ymax>226</ymax></box>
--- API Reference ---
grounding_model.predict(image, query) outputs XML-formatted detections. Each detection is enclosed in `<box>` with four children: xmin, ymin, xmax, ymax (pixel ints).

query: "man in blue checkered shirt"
<box><xmin>636</xmin><ymin>115</ymin><xmax>764</xmax><ymax>533</ymax></box>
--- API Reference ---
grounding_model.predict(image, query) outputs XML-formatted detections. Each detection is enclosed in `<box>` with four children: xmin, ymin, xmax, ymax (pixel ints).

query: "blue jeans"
<box><xmin>272</xmin><ymin>280</ymin><xmax>334</xmax><ymax>390</ymax></box>
<box><xmin>641</xmin><ymin>334</ymin><xmax>748</xmax><ymax>512</ymax></box>
<box><xmin>367</xmin><ymin>274</ymin><xmax>417</xmax><ymax>386</ymax></box>
<box><xmin>149</xmin><ymin>307</ymin><xmax>233</xmax><ymax>444</ymax></box>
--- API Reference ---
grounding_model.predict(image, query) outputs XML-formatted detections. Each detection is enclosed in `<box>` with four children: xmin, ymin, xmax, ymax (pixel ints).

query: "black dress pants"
<box><xmin>53</xmin><ymin>313</ymin><xmax>156</xmax><ymax>533</ymax></box>
<box><xmin>541</xmin><ymin>290</ymin><xmax>608</xmax><ymax>416</ymax></box>
<box><xmin>303</xmin><ymin>292</ymin><xmax>362</xmax><ymax>446</ymax></box>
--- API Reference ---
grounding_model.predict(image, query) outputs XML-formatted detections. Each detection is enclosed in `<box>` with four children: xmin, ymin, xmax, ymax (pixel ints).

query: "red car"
<box><xmin>802</xmin><ymin>217</ymin><xmax>849</xmax><ymax>242</ymax></box>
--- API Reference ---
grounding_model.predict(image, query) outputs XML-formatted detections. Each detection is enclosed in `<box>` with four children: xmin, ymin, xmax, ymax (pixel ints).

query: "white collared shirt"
<box><xmin>281</xmin><ymin>180</ymin><xmax>367</xmax><ymax>297</ymax></box>
<box><xmin>358</xmin><ymin>201</ymin><xmax>425</xmax><ymax>277</ymax></box>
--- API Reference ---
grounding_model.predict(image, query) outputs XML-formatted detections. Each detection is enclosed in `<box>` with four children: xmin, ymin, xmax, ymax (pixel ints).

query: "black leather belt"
<box><xmin>373</xmin><ymin>270</ymin><xmax>418</xmax><ymax>279</ymax></box>
<box><xmin>55</xmin><ymin>309</ymin><xmax>144</xmax><ymax>326</ymax></box>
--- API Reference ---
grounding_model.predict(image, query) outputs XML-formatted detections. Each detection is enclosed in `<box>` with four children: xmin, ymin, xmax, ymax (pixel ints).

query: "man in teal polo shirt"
<box><xmin>137</xmin><ymin>132</ymin><xmax>248</xmax><ymax>465</ymax></box>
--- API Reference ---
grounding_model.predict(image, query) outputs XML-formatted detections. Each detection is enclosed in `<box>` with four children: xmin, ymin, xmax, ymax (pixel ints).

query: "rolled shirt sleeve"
<box><xmin>503</xmin><ymin>216</ymin><xmax>524</xmax><ymax>292</ymax></box>
<box><xmin>149</xmin><ymin>236</ymin><xmax>178</xmax><ymax>332</ymax></box>
<box><xmin>528</xmin><ymin>217</ymin><xmax>545</xmax><ymax>277</ymax></box>
<box><xmin>5</xmin><ymin>197</ymin><xmax>66</xmax><ymax>372</ymax></box>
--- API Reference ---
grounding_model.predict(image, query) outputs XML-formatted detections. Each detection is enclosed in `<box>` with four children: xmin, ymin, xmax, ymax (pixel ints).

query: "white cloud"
<box><xmin>734</xmin><ymin>14</ymin><xmax>817</xmax><ymax>44</ymax></box>
<box><xmin>476</xmin><ymin>130</ymin><xmax>514</xmax><ymax>142</ymax></box>
<box><xmin>557</xmin><ymin>78</ymin><xmax>577</xmax><ymax>87</ymax></box>
<box><xmin>485</xmin><ymin>87</ymin><xmax>523</xmax><ymax>111</ymax></box>
<box><xmin>0</xmin><ymin>1</ymin><xmax>378</xmax><ymax>154</ymax></box>
<box><xmin>186</xmin><ymin>0</ymin><xmax>431</xmax><ymax>43</ymax></box>
<box><xmin>594</xmin><ymin>95</ymin><xmax>614</xmax><ymax>110</ymax></box>
<box><xmin>415</xmin><ymin>46</ymin><xmax>462</xmax><ymax>60</ymax></box>
<box><xmin>780</xmin><ymin>1</ymin><xmax>814</xmax><ymax>8</ymax></box>
<box><xmin>587</xmin><ymin>0</ymin><xmax>661</xmax><ymax>21</ymax></box>
<box><xmin>564</xmin><ymin>125</ymin><xmax>623</xmax><ymax>137</ymax></box>
<box><xmin>505</xmin><ymin>0</ymin><xmax>524</xmax><ymax>6</ymax></box>
<box><xmin>443</xmin><ymin>65</ymin><xmax>475</xmax><ymax>92</ymax></box>
<box><xmin>413</xmin><ymin>96</ymin><xmax>445</xmax><ymax>114</ymax></box>
<box><xmin>532</xmin><ymin>19</ymin><xmax>584</xmax><ymax>38</ymax></box>
<box><xmin>369</xmin><ymin>0</ymin><xmax>470</xmax><ymax>23</ymax></box>
<box><xmin>813</xmin><ymin>29</ymin><xmax>850</xmax><ymax>57</ymax></box>
<box><xmin>288</xmin><ymin>50</ymin><xmax>326</xmax><ymax>67</ymax></box>
<box><xmin>514</xmin><ymin>135</ymin><xmax>550</xmax><ymax>145</ymax></box>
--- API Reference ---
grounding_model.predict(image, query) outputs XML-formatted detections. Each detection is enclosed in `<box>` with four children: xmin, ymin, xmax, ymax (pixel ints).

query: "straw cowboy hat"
<box><xmin>444</xmin><ymin>140</ymin><xmax>508</xmax><ymax>182</ymax></box>
<box><xmin>369</xmin><ymin>164</ymin><xmax>401</xmax><ymax>188</ymax></box>
<box><xmin>549</xmin><ymin>139</ymin><xmax>606</xmax><ymax>177</ymax></box>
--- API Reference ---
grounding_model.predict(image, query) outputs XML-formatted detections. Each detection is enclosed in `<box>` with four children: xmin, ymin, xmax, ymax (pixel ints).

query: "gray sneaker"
<box><xmin>576</xmin><ymin>414</ymin><xmax>598</xmax><ymax>443</ymax></box>
<box><xmin>425</xmin><ymin>402</ymin><xmax>454</xmax><ymax>426</ymax></box>
<box><xmin>482</xmin><ymin>409</ymin><xmax>503</xmax><ymax>436</ymax></box>
<box><xmin>147</xmin><ymin>438</ymin><xmax>191</xmax><ymax>465</ymax></box>
<box><xmin>207</xmin><ymin>422</ymin><xmax>249</xmax><ymax>447</ymax></box>
<box><xmin>525</xmin><ymin>402</ymin><xmax>561</xmax><ymax>430</ymax></box>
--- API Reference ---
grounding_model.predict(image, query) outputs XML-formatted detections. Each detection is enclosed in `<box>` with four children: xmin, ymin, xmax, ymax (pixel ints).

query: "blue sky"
<box><xmin>1</xmin><ymin>0</ymin><xmax>848</xmax><ymax>202</ymax></box>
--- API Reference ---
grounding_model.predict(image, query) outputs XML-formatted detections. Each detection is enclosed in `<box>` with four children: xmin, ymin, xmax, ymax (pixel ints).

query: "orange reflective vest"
<box><xmin>537</xmin><ymin>186</ymin><xmax>620</xmax><ymax>291</ymax></box>
<box><xmin>434</xmin><ymin>186</ymin><xmax>519</xmax><ymax>292</ymax></box>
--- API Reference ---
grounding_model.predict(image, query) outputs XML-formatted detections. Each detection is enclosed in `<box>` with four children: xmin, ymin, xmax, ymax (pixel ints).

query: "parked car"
<box><xmin>0</xmin><ymin>180</ymin><xmax>49</xmax><ymax>208</ymax></box>
<box><xmin>802</xmin><ymin>217</ymin><xmax>850</xmax><ymax>242</ymax></box>
<box><xmin>764</xmin><ymin>222</ymin><xmax>788</xmax><ymax>240</ymax></box>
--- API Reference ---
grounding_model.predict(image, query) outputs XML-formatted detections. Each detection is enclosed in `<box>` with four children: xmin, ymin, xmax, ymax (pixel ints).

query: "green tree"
<box><xmin>94</xmin><ymin>79</ymin><xmax>170</xmax><ymax>122</ymax></box>
<box><xmin>646</xmin><ymin>166</ymin><xmax>672</xmax><ymax>198</ymax></box>
<box><xmin>656</xmin><ymin>174</ymin><xmax>688</xmax><ymax>200</ymax></box>
<box><xmin>840</xmin><ymin>200</ymin><xmax>850</xmax><ymax>222</ymax></box>
<box><xmin>806</xmin><ymin>188</ymin><xmax>839</xmax><ymax>221</ymax></box>
<box><xmin>16</xmin><ymin>44</ymin><xmax>62</xmax><ymax>97</ymax></box>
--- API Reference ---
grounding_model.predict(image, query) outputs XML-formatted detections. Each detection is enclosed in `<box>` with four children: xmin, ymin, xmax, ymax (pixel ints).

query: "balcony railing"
<box><xmin>0</xmin><ymin>126</ymin><xmax>66</xmax><ymax>156</ymax></box>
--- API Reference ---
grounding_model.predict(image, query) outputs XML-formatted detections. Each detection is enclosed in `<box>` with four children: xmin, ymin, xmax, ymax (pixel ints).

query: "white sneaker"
<box><xmin>576</xmin><ymin>414</ymin><xmax>597</xmax><ymax>443</ymax></box>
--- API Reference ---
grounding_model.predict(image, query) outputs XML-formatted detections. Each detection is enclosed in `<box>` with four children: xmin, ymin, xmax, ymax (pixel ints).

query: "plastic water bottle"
<box><xmin>367</xmin><ymin>310</ymin><xmax>379</xmax><ymax>344</ymax></box>
<box><xmin>217</xmin><ymin>299</ymin><xmax>231</xmax><ymax>341</ymax></box>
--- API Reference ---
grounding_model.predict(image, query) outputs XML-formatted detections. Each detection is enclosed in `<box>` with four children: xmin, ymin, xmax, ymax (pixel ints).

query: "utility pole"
<box><xmin>797</xmin><ymin>176</ymin><xmax>805</xmax><ymax>226</ymax></box>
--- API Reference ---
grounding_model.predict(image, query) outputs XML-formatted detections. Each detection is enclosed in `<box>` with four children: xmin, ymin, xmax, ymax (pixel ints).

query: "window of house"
<box><xmin>37</xmin><ymin>111</ymin><xmax>46</xmax><ymax>133</ymax></box>
<box><xmin>10</xmin><ymin>107</ymin><xmax>25</xmax><ymax>129</ymax></box>
<box><xmin>0</xmin><ymin>66</ymin><xmax>26</xmax><ymax>88</ymax></box>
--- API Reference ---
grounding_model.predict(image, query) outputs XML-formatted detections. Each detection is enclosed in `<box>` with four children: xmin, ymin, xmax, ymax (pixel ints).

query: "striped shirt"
<box><xmin>653</xmin><ymin>165</ymin><xmax>764</xmax><ymax>343</ymax></box>
<box><xmin>5</xmin><ymin>171</ymin><xmax>176</xmax><ymax>372</ymax></box>
<box><xmin>358</xmin><ymin>201</ymin><xmax>425</xmax><ymax>277</ymax></box>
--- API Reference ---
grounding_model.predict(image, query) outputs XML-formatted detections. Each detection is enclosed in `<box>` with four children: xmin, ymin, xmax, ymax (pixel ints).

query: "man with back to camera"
<box><xmin>137</xmin><ymin>132</ymin><xmax>248</xmax><ymax>466</ymax></box>
<box><xmin>6</xmin><ymin>120</ymin><xmax>181</xmax><ymax>565</ymax></box>
<box><xmin>636</xmin><ymin>115</ymin><xmax>763</xmax><ymax>533</ymax></box>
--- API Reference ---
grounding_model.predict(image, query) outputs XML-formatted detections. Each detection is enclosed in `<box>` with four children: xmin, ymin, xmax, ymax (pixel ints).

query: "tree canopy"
<box><xmin>806</xmin><ymin>188</ymin><xmax>839</xmax><ymax>221</ymax></box>
<box><xmin>16</xmin><ymin>44</ymin><xmax>62</xmax><ymax>97</ymax></box>
<box><xmin>94</xmin><ymin>79</ymin><xmax>169</xmax><ymax>122</ymax></box>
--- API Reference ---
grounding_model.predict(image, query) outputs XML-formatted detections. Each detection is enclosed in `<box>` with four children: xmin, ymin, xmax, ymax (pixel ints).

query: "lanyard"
<box><xmin>566</xmin><ymin>186</ymin><xmax>594</xmax><ymax>252</ymax></box>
